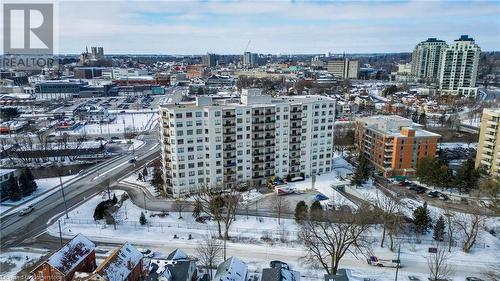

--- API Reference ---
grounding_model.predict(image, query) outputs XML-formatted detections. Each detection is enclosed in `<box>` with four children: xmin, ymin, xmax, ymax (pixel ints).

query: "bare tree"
<box><xmin>453</xmin><ymin>210</ymin><xmax>486</xmax><ymax>253</ymax></box>
<box><xmin>272</xmin><ymin>193</ymin><xmax>289</xmax><ymax>225</ymax></box>
<box><xmin>194</xmin><ymin>183</ymin><xmax>240</xmax><ymax>240</ymax></box>
<box><xmin>194</xmin><ymin>184</ymin><xmax>224</xmax><ymax>238</ymax></box>
<box><xmin>298</xmin><ymin>208</ymin><xmax>373</xmax><ymax>275</ymax></box>
<box><xmin>174</xmin><ymin>199</ymin><xmax>184</xmax><ymax>219</ymax></box>
<box><xmin>374</xmin><ymin>192</ymin><xmax>401</xmax><ymax>249</ymax></box>
<box><xmin>427</xmin><ymin>243</ymin><xmax>454</xmax><ymax>281</ymax></box>
<box><xmin>196</xmin><ymin>235</ymin><xmax>223</xmax><ymax>280</ymax></box>
<box><xmin>221</xmin><ymin>188</ymin><xmax>240</xmax><ymax>240</ymax></box>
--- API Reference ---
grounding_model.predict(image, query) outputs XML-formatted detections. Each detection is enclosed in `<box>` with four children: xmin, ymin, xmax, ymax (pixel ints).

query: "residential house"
<box><xmin>145</xmin><ymin>249</ymin><xmax>198</xmax><ymax>281</ymax></box>
<box><xmin>213</xmin><ymin>257</ymin><xmax>247</xmax><ymax>281</ymax></box>
<box><xmin>261</xmin><ymin>261</ymin><xmax>300</xmax><ymax>281</ymax></box>
<box><xmin>89</xmin><ymin>242</ymin><xmax>143</xmax><ymax>281</ymax></box>
<box><xmin>31</xmin><ymin>234</ymin><xmax>96</xmax><ymax>281</ymax></box>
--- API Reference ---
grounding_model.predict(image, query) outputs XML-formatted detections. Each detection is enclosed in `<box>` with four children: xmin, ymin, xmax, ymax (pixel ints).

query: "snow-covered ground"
<box><xmin>121</xmin><ymin>167</ymin><xmax>158</xmax><ymax>196</ymax></box>
<box><xmin>288</xmin><ymin>155</ymin><xmax>356</xmax><ymax>209</ymax></box>
<box><xmin>0</xmin><ymin>175</ymin><xmax>77</xmax><ymax>215</ymax></box>
<box><xmin>438</xmin><ymin>142</ymin><xmax>477</xmax><ymax>150</ymax></box>
<box><xmin>48</xmin><ymin>186</ymin><xmax>500</xmax><ymax>281</ymax></box>
<box><xmin>66</xmin><ymin>112</ymin><xmax>158</xmax><ymax>135</ymax></box>
<box><xmin>0</xmin><ymin>251</ymin><xmax>45</xmax><ymax>279</ymax></box>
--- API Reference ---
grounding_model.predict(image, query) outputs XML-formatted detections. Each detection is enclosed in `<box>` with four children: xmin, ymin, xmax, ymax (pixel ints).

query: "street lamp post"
<box><xmin>143</xmin><ymin>191</ymin><xmax>147</xmax><ymax>213</ymax></box>
<box><xmin>59</xmin><ymin>173</ymin><xmax>69</xmax><ymax>219</ymax></box>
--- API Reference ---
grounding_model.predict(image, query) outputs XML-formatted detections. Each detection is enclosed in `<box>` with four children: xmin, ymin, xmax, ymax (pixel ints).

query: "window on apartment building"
<box><xmin>186</xmin><ymin>112</ymin><xmax>192</xmax><ymax>118</ymax></box>
<box><xmin>177</xmin><ymin>148</ymin><xmax>184</xmax><ymax>153</ymax></box>
<box><xmin>176</xmin><ymin>113</ymin><xmax>182</xmax><ymax>118</ymax></box>
<box><xmin>176</xmin><ymin>122</ymin><xmax>183</xmax><ymax>128</ymax></box>
<box><xmin>198</xmin><ymin>178</ymin><xmax>204</xmax><ymax>183</ymax></box>
<box><xmin>196</xmin><ymin>112</ymin><xmax>202</xmax><ymax>118</ymax></box>
<box><xmin>216</xmin><ymin>153</ymin><xmax>222</xmax><ymax>158</ymax></box>
<box><xmin>215</xmin><ymin>111</ymin><xmax>221</xmax><ymax>117</ymax></box>
<box><xmin>177</xmin><ymin>139</ymin><xmax>184</xmax><ymax>145</ymax></box>
<box><xmin>216</xmin><ymin>169</ymin><xmax>222</xmax><ymax>174</ymax></box>
<box><xmin>179</xmin><ymin>163</ymin><xmax>185</xmax><ymax>169</ymax></box>
<box><xmin>196</xmin><ymin>120</ymin><xmax>202</xmax><ymax>126</ymax></box>
<box><xmin>188</xmin><ymin>147</ymin><xmax>194</xmax><ymax>152</ymax></box>
<box><xmin>198</xmin><ymin>162</ymin><xmax>203</xmax><ymax>167</ymax></box>
<box><xmin>216</xmin><ymin>145</ymin><xmax>221</xmax><ymax>150</ymax></box>
<box><xmin>188</xmin><ymin>155</ymin><xmax>194</xmax><ymax>160</ymax></box>
<box><xmin>188</xmin><ymin>163</ymin><xmax>195</xmax><ymax>168</ymax></box>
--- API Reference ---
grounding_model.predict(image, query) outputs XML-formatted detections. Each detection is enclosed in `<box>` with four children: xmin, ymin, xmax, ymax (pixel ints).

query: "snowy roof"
<box><xmin>46</xmin><ymin>233</ymin><xmax>95</xmax><ymax>275</ymax></box>
<box><xmin>166</xmin><ymin>249</ymin><xmax>188</xmax><ymax>260</ymax></box>
<box><xmin>94</xmin><ymin>242</ymin><xmax>143</xmax><ymax>281</ymax></box>
<box><xmin>261</xmin><ymin>268</ymin><xmax>301</xmax><ymax>281</ymax></box>
<box><xmin>214</xmin><ymin>257</ymin><xmax>247</xmax><ymax>281</ymax></box>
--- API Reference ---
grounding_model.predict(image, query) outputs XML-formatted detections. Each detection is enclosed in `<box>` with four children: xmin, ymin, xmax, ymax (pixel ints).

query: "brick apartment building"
<box><xmin>356</xmin><ymin>115</ymin><xmax>440</xmax><ymax>177</ymax></box>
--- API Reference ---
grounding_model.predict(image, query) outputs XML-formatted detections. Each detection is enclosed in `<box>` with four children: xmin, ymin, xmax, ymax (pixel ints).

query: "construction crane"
<box><xmin>244</xmin><ymin>40</ymin><xmax>251</xmax><ymax>53</ymax></box>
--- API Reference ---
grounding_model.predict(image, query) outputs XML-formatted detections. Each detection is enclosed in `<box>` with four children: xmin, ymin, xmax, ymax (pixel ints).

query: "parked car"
<box><xmin>19</xmin><ymin>205</ymin><xmax>34</xmax><ymax>216</ymax></box>
<box><xmin>428</xmin><ymin>191</ymin><xmax>440</xmax><ymax>198</ymax></box>
<box><xmin>466</xmin><ymin>277</ymin><xmax>484</xmax><ymax>281</ymax></box>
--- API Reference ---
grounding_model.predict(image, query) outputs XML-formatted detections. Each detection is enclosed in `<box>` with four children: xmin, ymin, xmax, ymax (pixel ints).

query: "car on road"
<box><xmin>128</xmin><ymin>158</ymin><xmax>137</xmax><ymax>163</ymax></box>
<box><xmin>466</xmin><ymin>277</ymin><xmax>484</xmax><ymax>281</ymax></box>
<box><xmin>19</xmin><ymin>205</ymin><xmax>34</xmax><ymax>216</ymax></box>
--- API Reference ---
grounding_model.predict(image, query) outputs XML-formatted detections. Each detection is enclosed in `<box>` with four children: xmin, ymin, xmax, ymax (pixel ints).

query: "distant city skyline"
<box><xmin>4</xmin><ymin>0</ymin><xmax>500</xmax><ymax>54</ymax></box>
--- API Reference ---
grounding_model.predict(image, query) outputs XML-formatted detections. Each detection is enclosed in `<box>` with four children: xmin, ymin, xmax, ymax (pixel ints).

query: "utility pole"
<box><xmin>58</xmin><ymin>220</ymin><xmax>63</xmax><ymax>247</ymax></box>
<box><xmin>143</xmin><ymin>191</ymin><xmax>147</xmax><ymax>213</ymax></box>
<box><xmin>59</xmin><ymin>173</ymin><xmax>69</xmax><ymax>219</ymax></box>
<box><xmin>394</xmin><ymin>243</ymin><xmax>401</xmax><ymax>281</ymax></box>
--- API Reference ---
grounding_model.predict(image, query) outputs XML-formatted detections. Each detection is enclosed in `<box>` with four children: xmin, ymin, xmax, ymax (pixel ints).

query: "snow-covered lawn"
<box><xmin>287</xmin><ymin>155</ymin><xmax>356</xmax><ymax>209</ymax></box>
<box><xmin>48</xmin><ymin>187</ymin><xmax>500</xmax><ymax>281</ymax></box>
<box><xmin>66</xmin><ymin>112</ymin><xmax>158</xmax><ymax>135</ymax></box>
<box><xmin>0</xmin><ymin>251</ymin><xmax>45</xmax><ymax>279</ymax></box>
<box><xmin>0</xmin><ymin>175</ymin><xmax>77</xmax><ymax>215</ymax></box>
<box><xmin>121</xmin><ymin>167</ymin><xmax>158</xmax><ymax>196</ymax></box>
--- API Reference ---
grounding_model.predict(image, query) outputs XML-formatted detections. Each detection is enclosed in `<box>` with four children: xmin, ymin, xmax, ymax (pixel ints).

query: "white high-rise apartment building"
<box><xmin>160</xmin><ymin>89</ymin><xmax>336</xmax><ymax>197</ymax></box>
<box><xmin>411</xmin><ymin>38</ymin><xmax>447</xmax><ymax>81</ymax></box>
<box><xmin>475</xmin><ymin>108</ymin><xmax>500</xmax><ymax>178</ymax></box>
<box><xmin>439</xmin><ymin>35</ymin><xmax>481</xmax><ymax>96</ymax></box>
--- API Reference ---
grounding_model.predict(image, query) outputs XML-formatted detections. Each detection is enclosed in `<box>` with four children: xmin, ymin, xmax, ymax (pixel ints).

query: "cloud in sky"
<box><xmin>51</xmin><ymin>0</ymin><xmax>500</xmax><ymax>54</ymax></box>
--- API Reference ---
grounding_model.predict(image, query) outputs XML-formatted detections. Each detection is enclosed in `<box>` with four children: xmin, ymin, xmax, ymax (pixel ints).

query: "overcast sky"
<box><xmin>22</xmin><ymin>0</ymin><xmax>500</xmax><ymax>54</ymax></box>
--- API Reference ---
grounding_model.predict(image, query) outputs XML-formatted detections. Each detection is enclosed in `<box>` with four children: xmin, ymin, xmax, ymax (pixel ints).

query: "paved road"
<box><xmin>0</xmin><ymin>133</ymin><xmax>160</xmax><ymax>250</ymax></box>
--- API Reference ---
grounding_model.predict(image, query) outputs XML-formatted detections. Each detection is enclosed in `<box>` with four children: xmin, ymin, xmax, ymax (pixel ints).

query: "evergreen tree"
<box><xmin>20</xmin><ymin>168</ymin><xmax>37</xmax><ymax>195</ymax></box>
<box><xmin>418</xmin><ymin>112</ymin><xmax>427</xmax><ymax>127</ymax></box>
<box><xmin>18</xmin><ymin>172</ymin><xmax>31</xmax><ymax>197</ymax></box>
<box><xmin>7</xmin><ymin>177</ymin><xmax>22</xmax><ymax>201</ymax></box>
<box><xmin>151</xmin><ymin>166</ymin><xmax>164</xmax><ymax>191</ymax></box>
<box><xmin>137</xmin><ymin>173</ymin><xmax>143</xmax><ymax>181</ymax></box>
<box><xmin>310</xmin><ymin>200</ymin><xmax>323</xmax><ymax>220</ymax></box>
<box><xmin>454</xmin><ymin>159</ymin><xmax>480</xmax><ymax>193</ymax></box>
<box><xmin>142</xmin><ymin>167</ymin><xmax>148</xmax><ymax>177</ymax></box>
<box><xmin>411</xmin><ymin>111</ymin><xmax>419</xmax><ymax>123</ymax></box>
<box><xmin>413</xmin><ymin>202</ymin><xmax>432</xmax><ymax>234</ymax></box>
<box><xmin>351</xmin><ymin>155</ymin><xmax>370</xmax><ymax>186</ymax></box>
<box><xmin>139</xmin><ymin>212</ymin><xmax>147</xmax><ymax>225</ymax></box>
<box><xmin>433</xmin><ymin>216</ymin><xmax>446</xmax><ymax>242</ymax></box>
<box><xmin>294</xmin><ymin>201</ymin><xmax>308</xmax><ymax>222</ymax></box>
<box><xmin>112</xmin><ymin>194</ymin><xmax>118</xmax><ymax>205</ymax></box>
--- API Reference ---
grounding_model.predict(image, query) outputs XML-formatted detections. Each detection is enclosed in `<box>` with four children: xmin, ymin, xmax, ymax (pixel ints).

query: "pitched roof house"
<box><xmin>261</xmin><ymin>261</ymin><xmax>300</xmax><ymax>281</ymax></box>
<box><xmin>145</xmin><ymin>249</ymin><xmax>198</xmax><ymax>281</ymax></box>
<box><xmin>89</xmin><ymin>242</ymin><xmax>143</xmax><ymax>281</ymax></box>
<box><xmin>213</xmin><ymin>257</ymin><xmax>247</xmax><ymax>281</ymax></box>
<box><xmin>31</xmin><ymin>233</ymin><xmax>96</xmax><ymax>281</ymax></box>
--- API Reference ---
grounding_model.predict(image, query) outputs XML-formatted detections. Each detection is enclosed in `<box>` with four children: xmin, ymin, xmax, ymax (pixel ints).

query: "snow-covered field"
<box><xmin>67</xmin><ymin>112</ymin><xmax>158</xmax><ymax>135</ymax></box>
<box><xmin>0</xmin><ymin>251</ymin><xmax>45</xmax><ymax>279</ymax></box>
<box><xmin>48</xmin><ymin>181</ymin><xmax>500</xmax><ymax>281</ymax></box>
<box><xmin>0</xmin><ymin>175</ymin><xmax>77</xmax><ymax>215</ymax></box>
